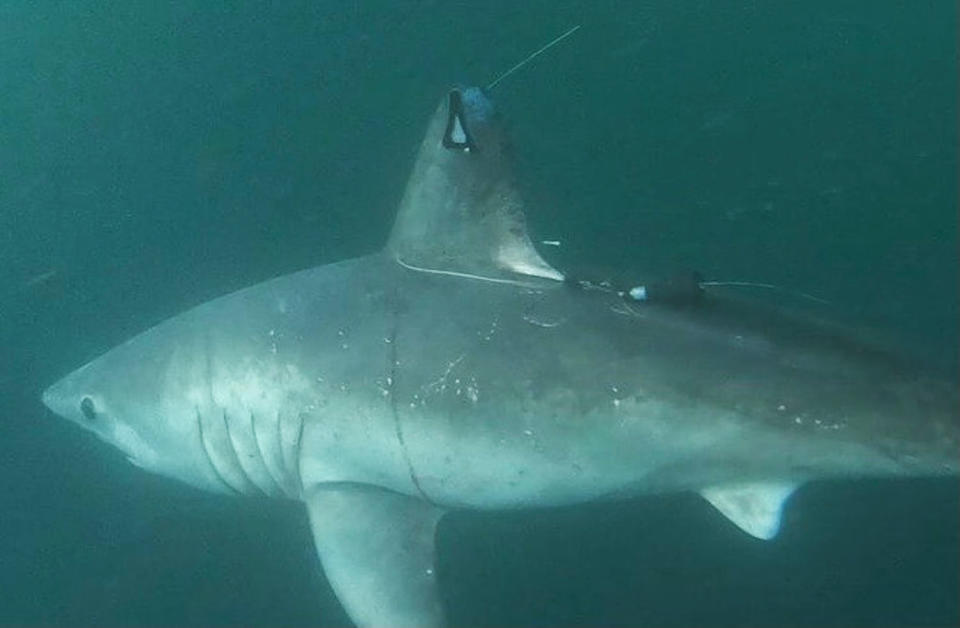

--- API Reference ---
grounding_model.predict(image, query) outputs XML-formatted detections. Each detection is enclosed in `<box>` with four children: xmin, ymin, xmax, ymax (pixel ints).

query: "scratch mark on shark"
<box><xmin>388</xmin><ymin>299</ymin><xmax>433</xmax><ymax>503</ymax></box>
<box><xmin>521</xmin><ymin>311</ymin><xmax>565</xmax><ymax>328</ymax></box>
<box><xmin>293</xmin><ymin>411</ymin><xmax>305</xmax><ymax>497</ymax></box>
<box><xmin>196</xmin><ymin>406</ymin><xmax>239</xmax><ymax>495</ymax></box>
<box><xmin>221</xmin><ymin>408</ymin><xmax>265</xmax><ymax>496</ymax></box>
<box><xmin>423</xmin><ymin>353</ymin><xmax>466</xmax><ymax>396</ymax></box>
<box><xmin>249</xmin><ymin>411</ymin><xmax>284</xmax><ymax>496</ymax></box>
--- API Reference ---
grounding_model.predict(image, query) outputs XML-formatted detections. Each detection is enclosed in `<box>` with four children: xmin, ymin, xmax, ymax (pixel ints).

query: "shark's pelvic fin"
<box><xmin>388</xmin><ymin>87</ymin><xmax>563</xmax><ymax>283</ymax></box>
<box><xmin>304</xmin><ymin>484</ymin><xmax>446</xmax><ymax>628</ymax></box>
<box><xmin>699</xmin><ymin>482</ymin><xmax>799</xmax><ymax>540</ymax></box>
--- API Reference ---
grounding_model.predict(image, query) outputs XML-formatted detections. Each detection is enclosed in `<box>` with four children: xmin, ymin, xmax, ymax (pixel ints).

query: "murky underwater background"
<box><xmin>1</xmin><ymin>2</ymin><xmax>956</xmax><ymax>626</ymax></box>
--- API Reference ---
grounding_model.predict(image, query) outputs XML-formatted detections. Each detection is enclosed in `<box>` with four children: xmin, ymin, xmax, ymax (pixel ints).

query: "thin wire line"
<box><xmin>487</xmin><ymin>25</ymin><xmax>581</xmax><ymax>91</ymax></box>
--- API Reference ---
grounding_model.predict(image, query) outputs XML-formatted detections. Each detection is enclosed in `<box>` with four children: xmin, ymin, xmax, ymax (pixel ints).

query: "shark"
<box><xmin>42</xmin><ymin>84</ymin><xmax>959</xmax><ymax>627</ymax></box>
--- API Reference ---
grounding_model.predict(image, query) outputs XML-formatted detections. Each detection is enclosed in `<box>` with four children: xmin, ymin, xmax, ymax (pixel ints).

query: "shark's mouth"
<box><xmin>441</xmin><ymin>89</ymin><xmax>476</xmax><ymax>151</ymax></box>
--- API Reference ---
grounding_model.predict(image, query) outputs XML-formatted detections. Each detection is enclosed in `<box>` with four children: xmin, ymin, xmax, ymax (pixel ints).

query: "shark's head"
<box><xmin>42</xmin><ymin>338</ymin><xmax>230</xmax><ymax>494</ymax></box>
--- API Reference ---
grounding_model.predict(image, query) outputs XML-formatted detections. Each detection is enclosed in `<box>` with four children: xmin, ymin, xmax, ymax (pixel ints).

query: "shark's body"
<box><xmin>43</xmin><ymin>86</ymin><xmax>958</xmax><ymax>627</ymax></box>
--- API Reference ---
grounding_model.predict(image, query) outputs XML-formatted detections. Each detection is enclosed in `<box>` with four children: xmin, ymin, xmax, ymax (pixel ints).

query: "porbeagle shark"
<box><xmin>43</xmin><ymin>84</ymin><xmax>959</xmax><ymax>627</ymax></box>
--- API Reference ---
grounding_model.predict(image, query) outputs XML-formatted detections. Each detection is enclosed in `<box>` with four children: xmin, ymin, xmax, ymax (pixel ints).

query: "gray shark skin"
<box><xmin>43</xmin><ymin>86</ymin><xmax>958</xmax><ymax>628</ymax></box>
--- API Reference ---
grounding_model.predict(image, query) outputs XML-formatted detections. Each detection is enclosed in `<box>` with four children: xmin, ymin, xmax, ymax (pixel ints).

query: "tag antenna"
<box><xmin>699</xmin><ymin>281</ymin><xmax>832</xmax><ymax>305</ymax></box>
<box><xmin>486</xmin><ymin>25</ymin><xmax>581</xmax><ymax>91</ymax></box>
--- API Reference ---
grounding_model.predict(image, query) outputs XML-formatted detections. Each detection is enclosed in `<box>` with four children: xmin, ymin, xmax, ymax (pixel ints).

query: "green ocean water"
<box><xmin>1</xmin><ymin>2</ymin><xmax>956</xmax><ymax>626</ymax></box>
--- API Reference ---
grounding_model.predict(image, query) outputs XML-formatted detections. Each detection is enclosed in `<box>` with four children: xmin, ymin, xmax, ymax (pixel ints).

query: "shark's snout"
<box><xmin>42</xmin><ymin>368</ymin><xmax>94</xmax><ymax>425</ymax></box>
<box><xmin>41</xmin><ymin>379</ymin><xmax>68</xmax><ymax>419</ymax></box>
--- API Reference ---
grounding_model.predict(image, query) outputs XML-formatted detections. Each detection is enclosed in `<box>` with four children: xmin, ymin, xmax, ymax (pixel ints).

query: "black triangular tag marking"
<box><xmin>442</xmin><ymin>90</ymin><xmax>475</xmax><ymax>151</ymax></box>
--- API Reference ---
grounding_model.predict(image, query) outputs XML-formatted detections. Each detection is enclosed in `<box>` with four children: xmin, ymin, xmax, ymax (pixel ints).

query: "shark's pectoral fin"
<box><xmin>303</xmin><ymin>483</ymin><xmax>446</xmax><ymax>628</ymax></box>
<box><xmin>699</xmin><ymin>482</ymin><xmax>799</xmax><ymax>540</ymax></box>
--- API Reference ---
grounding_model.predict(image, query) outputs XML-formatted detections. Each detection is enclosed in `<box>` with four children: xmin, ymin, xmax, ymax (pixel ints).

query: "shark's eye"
<box><xmin>80</xmin><ymin>397</ymin><xmax>97</xmax><ymax>422</ymax></box>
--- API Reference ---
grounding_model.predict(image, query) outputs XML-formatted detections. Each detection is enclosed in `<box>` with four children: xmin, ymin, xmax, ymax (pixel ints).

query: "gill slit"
<box><xmin>221</xmin><ymin>408</ymin><xmax>265</xmax><ymax>496</ymax></box>
<box><xmin>196</xmin><ymin>406</ymin><xmax>240</xmax><ymax>495</ymax></box>
<box><xmin>388</xmin><ymin>300</ymin><xmax>433</xmax><ymax>504</ymax></box>
<box><xmin>249</xmin><ymin>411</ymin><xmax>284</xmax><ymax>496</ymax></box>
<box><xmin>199</xmin><ymin>332</ymin><xmax>241</xmax><ymax>495</ymax></box>
<box><xmin>293</xmin><ymin>411</ymin><xmax>306</xmax><ymax>497</ymax></box>
<box><xmin>275</xmin><ymin>410</ymin><xmax>293</xmax><ymax>495</ymax></box>
<box><xmin>275</xmin><ymin>408</ymin><xmax>305</xmax><ymax>498</ymax></box>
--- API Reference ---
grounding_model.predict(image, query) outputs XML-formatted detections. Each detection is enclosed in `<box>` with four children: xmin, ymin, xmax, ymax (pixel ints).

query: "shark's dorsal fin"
<box><xmin>304</xmin><ymin>483</ymin><xmax>446</xmax><ymax>628</ymax></box>
<box><xmin>700</xmin><ymin>482</ymin><xmax>799</xmax><ymax>540</ymax></box>
<box><xmin>388</xmin><ymin>87</ymin><xmax>563</xmax><ymax>283</ymax></box>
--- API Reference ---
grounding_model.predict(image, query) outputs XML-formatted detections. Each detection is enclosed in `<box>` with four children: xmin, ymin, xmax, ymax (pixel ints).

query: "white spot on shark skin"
<box><xmin>465</xmin><ymin>380</ymin><xmax>479</xmax><ymax>403</ymax></box>
<box><xmin>479</xmin><ymin>316</ymin><xmax>500</xmax><ymax>341</ymax></box>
